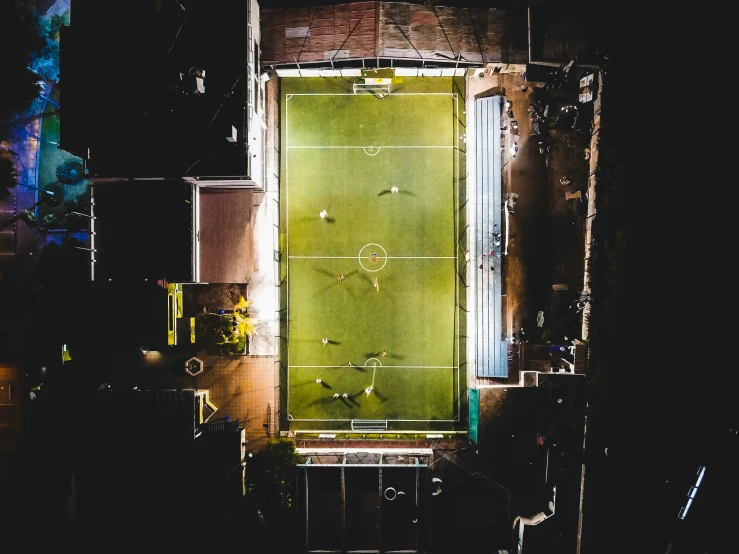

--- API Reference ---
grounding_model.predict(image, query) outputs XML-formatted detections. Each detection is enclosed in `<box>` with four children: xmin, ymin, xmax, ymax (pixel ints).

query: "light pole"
<box><xmin>17</xmin><ymin>183</ymin><xmax>55</xmax><ymax>196</ymax></box>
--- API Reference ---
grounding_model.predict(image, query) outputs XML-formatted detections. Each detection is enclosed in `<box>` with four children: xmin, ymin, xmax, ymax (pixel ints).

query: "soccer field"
<box><xmin>282</xmin><ymin>79</ymin><xmax>463</xmax><ymax>427</ymax></box>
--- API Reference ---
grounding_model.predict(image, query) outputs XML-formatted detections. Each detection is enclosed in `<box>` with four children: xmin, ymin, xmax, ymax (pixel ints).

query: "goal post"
<box><xmin>353</xmin><ymin>80</ymin><xmax>392</xmax><ymax>95</ymax></box>
<box><xmin>351</xmin><ymin>419</ymin><xmax>388</xmax><ymax>431</ymax></box>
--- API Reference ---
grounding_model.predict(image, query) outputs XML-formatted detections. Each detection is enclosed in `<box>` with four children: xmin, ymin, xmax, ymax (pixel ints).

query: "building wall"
<box><xmin>0</xmin><ymin>362</ymin><xmax>21</xmax><ymax>475</ymax></box>
<box><xmin>248</xmin><ymin>0</ymin><xmax>266</xmax><ymax>190</ymax></box>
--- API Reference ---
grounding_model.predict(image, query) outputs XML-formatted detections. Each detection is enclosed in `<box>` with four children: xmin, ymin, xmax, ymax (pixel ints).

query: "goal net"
<box><xmin>351</xmin><ymin>419</ymin><xmax>388</xmax><ymax>431</ymax></box>
<box><xmin>353</xmin><ymin>78</ymin><xmax>392</xmax><ymax>95</ymax></box>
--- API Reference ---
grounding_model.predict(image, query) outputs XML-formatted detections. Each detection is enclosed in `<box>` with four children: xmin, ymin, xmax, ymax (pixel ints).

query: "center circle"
<box><xmin>358</xmin><ymin>243</ymin><xmax>388</xmax><ymax>272</ymax></box>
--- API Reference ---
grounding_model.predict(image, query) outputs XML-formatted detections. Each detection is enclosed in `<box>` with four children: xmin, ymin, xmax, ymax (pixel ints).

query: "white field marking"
<box><xmin>288</xmin><ymin>145</ymin><xmax>454</xmax><ymax>149</ymax></box>
<box><xmin>363</xmin><ymin>146</ymin><xmax>381</xmax><ymax>156</ymax></box>
<box><xmin>287</xmin><ymin>365</ymin><xmax>459</xmax><ymax>369</ymax></box>
<box><xmin>293</xmin><ymin>430</ymin><xmax>467</xmax><ymax>434</ymax></box>
<box><xmin>358</xmin><ymin>243</ymin><xmax>388</xmax><ymax>272</ymax></box>
<box><xmin>288</xmin><ymin>256</ymin><xmax>457</xmax><ymax>259</ymax></box>
<box><xmin>289</xmin><ymin>419</ymin><xmax>458</xmax><ymax>423</ymax></box>
<box><xmin>285</xmin><ymin>90</ymin><xmax>459</xmax><ymax>417</ymax></box>
<box><xmin>287</xmin><ymin>92</ymin><xmax>291</xmax><ymax>414</ymax></box>
<box><xmin>455</xmin><ymin>92</ymin><xmax>460</xmax><ymax>418</ymax></box>
<box><xmin>286</xmin><ymin>93</ymin><xmax>456</xmax><ymax>96</ymax></box>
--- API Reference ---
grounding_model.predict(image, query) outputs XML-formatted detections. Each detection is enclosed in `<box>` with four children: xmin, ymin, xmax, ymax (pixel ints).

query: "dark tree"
<box><xmin>36</xmin><ymin>238</ymin><xmax>88</xmax><ymax>285</ymax></box>
<box><xmin>245</xmin><ymin>439</ymin><xmax>304</xmax><ymax>521</ymax></box>
<box><xmin>0</xmin><ymin>4</ymin><xmax>46</xmax><ymax>129</ymax></box>
<box><xmin>0</xmin><ymin>153</ymin><xmax>19</xmax><ymax>198</ymax></box>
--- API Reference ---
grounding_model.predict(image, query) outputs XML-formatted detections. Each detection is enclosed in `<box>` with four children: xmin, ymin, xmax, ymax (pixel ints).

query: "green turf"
<box><xmin>283</xmin><ymin>79</ymin><xmax>461</xmax><ymax>423</ymax></box>
<box><xmin>289</xmin><ymin>366</ymin><xmax>454</xmax><ymax>421</ymax></box>
<box><xmin>286</xmin><ymin>93</ymin><xmax>456</xmax><ymax>147</ymax></box>
<box><xmin>286</xmin><ymin>148</ymin><xmax>454</xmax><ymax>257</ymax></box>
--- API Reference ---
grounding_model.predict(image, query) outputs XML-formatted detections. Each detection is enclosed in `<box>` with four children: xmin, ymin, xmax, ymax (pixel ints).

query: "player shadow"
<box><xmin>386</xmin><ymin>353</ymin><xmax>405</xmax><ymax>360</ymax></box>
<box><xmin>326</xmin><ymin>78</ymin><xmax>355</xmax><ymax>94</ymax></box>
<box><xmin>361</xmin><ymin>275</ymin><xmax>379</xmax><ymax>296</ymax></box>
<box><xmin>350</xmin><ymin>364</ymin><xmax>367</xmax><ymax>372</ymax></box>
<box><xmin>320</xmin><ymin>381</ymin><xmax>333</xmax><ymax>389</ymax></box>
<box><xmin>378</xmin><ymin>189</ymin><xmax>417</xmax><ymax>197</ymax></box>
<box><xmin>327</xmin><ymin>340</ymin><xmax>341</xmax><ymax>345</ymax></box>
<box><xmin>347</xmin><ymin>393</ymin><xmax>362</xmax><ymax>407</ymax></box>
<box><xmin>314</xmin><ymin>267</ymin><xmax>337</xmax><ymax>279</ymax></box>
<box><xmin>324</xmin><ymin>217</ymin><xmax>336</xmax><ymax>224</ymax></box>
<box><xmin>308</xmin><ymin>396</ymin><xmax>339</xmax><ymax>407</ymax></box>
<box><xmin>371</xmin><ymin>387</ymin><xmax>388</xmax><ymax>402</ymax></box>
<box><xmin>364</xmin><ymin>351</ymin><xmax>383</xmax><ymax>358</ymax></box>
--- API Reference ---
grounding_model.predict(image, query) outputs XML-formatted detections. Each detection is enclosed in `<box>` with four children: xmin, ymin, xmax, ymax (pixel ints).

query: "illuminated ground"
<box><xmin>282</xmin><ymin>78</ymin><xmax>464</xmax><ymax>426</ymax></box>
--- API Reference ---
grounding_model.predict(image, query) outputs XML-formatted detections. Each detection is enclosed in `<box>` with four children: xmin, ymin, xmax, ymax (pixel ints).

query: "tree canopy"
<box><xmin>245</xmin><ymin>438</ymin><xmax>304</xmax><ymax>521</ymax></box>
<box><xmin>0</xmin><ymin>4</ymin><xmax>59</xmax><ymax>131</ymax></box>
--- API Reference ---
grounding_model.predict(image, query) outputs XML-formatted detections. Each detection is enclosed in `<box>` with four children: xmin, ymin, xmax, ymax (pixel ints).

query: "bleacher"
<box><xmin>473</xmin><ymin>96</ymin><xmax>508</xmax><ymax>378</ymax></box>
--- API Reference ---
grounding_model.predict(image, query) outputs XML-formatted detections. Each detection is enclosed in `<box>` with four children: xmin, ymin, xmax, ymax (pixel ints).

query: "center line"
<box><xmin>288</xmin><ymin>145</ymin><xmax>455</xmax><ymax>149</ymax></box>
<box><xmin>288</xmin><ymin>256</ymin><xmax>457</xmax><ymax>259</ymax></box>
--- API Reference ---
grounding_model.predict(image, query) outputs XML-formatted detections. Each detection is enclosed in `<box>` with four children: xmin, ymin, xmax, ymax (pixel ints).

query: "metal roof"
<box><xmin>262</xmin><ymin>1</ymin><xmax>528</xmax><ymax>67</ymax></box>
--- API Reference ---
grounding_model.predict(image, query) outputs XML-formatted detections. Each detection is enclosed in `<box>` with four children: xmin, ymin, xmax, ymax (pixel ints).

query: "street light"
<box><xmin>17</xmin><ymin>183</ymin><xmax>55</xmax><ymax>196</ymax></box>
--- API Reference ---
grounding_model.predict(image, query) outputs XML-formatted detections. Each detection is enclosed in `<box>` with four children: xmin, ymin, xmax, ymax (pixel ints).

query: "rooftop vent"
<box><xmin>189</xmin><ymin>67</ymin><xmax>205</xmax><ymax>94</ymax></box>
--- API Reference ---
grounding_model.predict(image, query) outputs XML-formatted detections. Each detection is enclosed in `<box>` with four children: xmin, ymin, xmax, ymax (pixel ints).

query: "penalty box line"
<box><xmin>287</xmin><ymin>145</ymin><xmax>455</xmax><ymax>149</ymax></box>
<box><xmin>290</xmin><ymin>365</ymin><xmax>458</xmax><ymax>369</ymax></box>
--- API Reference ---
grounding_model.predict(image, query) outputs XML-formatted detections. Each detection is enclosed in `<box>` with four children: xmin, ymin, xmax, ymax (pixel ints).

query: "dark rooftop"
<box><xmin>96</xmin><ymin>388</ymin><xmax>201</xmax><ymax>442</ymax></box>
<box><xmin>61</xmin><ymin>0</ymin><xmax>252</xmax><ymax>179</ymax></box>
<box><xmin>91</xmin><ymin>180</ymin><xmax>194</xmax><ymax>282</ymax></box>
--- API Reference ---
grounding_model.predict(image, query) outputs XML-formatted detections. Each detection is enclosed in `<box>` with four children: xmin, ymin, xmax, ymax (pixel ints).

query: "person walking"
<box><xmin>322</xmin><ymin>338</ymin><xmax>329</xmax><ymax>346</ymax></box>
<box><xmin>333</xmin><ymin>393</ymin><xmax>340</xmax><ymax>398</ymax></box>
<box><xmin>381</xmin><ymin>350</ymin><xmax>387</xmax><ymax>357</ymax></box>
<box><xmin>374</xmin><ymin>277</ymin><xmax>380</xmax><ymax>291</ymax></box>
<box><xmin>342</xmin><ymin>393</ymin><xmax>349</xmax><ymax>398</ymax></box>
<box><xmin>338</xmin><ymin>274</ymin><xmax>345</xmax><ymax>284</ymax></box>
<box><xmin>315</xmin><ymin>378</ymin><xmax>322</xmax><ymax>384</ymax></box>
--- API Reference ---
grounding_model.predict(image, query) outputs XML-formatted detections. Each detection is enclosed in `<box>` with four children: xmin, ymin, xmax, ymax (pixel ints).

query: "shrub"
<box><xmin>61</xmin><ymin>211</ymin><xmax>87</xmax><ymax>232</ymax></box>
<box><xmin>40</xmin><ymin>213</ymin><xmax>58</xmax><ymax>229</ymax></box>
<box><xmin>19</xmin><ymin>209</ymin><xmax>37</xmax><ymax>227</ymax></box>
<box><xmin>56</xmin><ymin>160</ymin><xmax>84</xmax><ymax>184</ymax></box>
